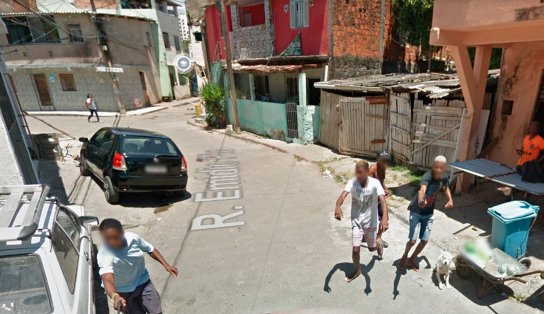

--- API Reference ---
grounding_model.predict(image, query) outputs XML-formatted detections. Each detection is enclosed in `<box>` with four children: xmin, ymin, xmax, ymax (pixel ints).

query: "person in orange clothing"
<box><xmin>516</xmin><ymin>121</ymin><xmax>544</xmax><ymax>171</ymax></box>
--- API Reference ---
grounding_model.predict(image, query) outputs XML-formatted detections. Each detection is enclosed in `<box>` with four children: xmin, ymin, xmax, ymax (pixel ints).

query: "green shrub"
<box><xmin>200</xmin><ymin>83</ymin><xmax>226</xmax><ymax>128</ymax></box>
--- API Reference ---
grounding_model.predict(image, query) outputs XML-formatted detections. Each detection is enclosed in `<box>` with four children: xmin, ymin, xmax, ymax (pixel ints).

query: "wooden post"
<box><xmin>451</xmin><ymin>45</ymin><xmax>491</xmax><ymax>192</ymax></box>
<box><xmin>218</xmin><ymin>0</ymin><xmax>240</xmax><ymax>131</ymax></box>
<box><xmin>249</xmin><ymin>74</ymin><xmax>255</xmax><ymax>101</ymax></box>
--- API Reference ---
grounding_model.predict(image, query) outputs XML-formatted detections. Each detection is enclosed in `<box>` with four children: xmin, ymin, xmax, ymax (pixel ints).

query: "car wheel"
<box><xmin>103</xmin><ymin>176</ymin><xmax>120</xmax><ymax>204</ymax></box>
<box><xmin>80</xmin><ymin>157</ymin><xmax>91</xmax><ymax>176</ymax></box>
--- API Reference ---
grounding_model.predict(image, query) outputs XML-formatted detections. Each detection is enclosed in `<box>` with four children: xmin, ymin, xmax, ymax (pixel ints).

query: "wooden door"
<box><xmin>318</xmin><ymin>90</ymin><xmax>341</xmax><ymax>151</ymax></box>
<box><xmin>139</xmin><ymin>72</ymin><xmax>150</xmax><ymax>105</ymax></box>
<box><xmin>338</xmin><ymin>96</ymin><xmax>388</xmax><ymax>158</ymax></box>
<box><xmin>389</xmin><ymin>94</ymin><xmax>412</xmax><ymax>162</ymax></box>
<box><xmin>32</xmin><ymin>74</ymin><xmax>54</xmax><ymax>109</ymax></box>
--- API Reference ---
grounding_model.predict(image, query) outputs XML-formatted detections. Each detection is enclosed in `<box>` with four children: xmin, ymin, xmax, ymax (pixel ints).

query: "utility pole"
<box><xmin>90</xmin><ymin>0</ymin><xmax>125</xmax><ymax>114</ymax></box>
<box><xmin>217</xmin><ymin>0</ymin><xmax>240</xmax><ymax>131</ymax></box>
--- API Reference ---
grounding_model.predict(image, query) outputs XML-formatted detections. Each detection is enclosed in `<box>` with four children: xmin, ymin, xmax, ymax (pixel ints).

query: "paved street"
<box><xmin>27</xmin><ymin>103</ymin><xmax>537</xmax><ymax>314</ymax></box>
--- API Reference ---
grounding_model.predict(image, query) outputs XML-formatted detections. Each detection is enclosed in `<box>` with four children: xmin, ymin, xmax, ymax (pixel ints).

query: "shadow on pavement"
<box><xmin>323</xmin><ymin>257</ymin><xmax>378</xmax><ymax>295</ymax></box>
<box><xmin>33</xmin><ymin>133</ymin><xmax>70</xmax><ymax>203</ymax></box>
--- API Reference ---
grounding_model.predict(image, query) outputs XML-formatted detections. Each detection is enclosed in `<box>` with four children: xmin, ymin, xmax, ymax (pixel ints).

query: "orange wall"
<box><xmin>432</xmin><ymin>0</ymin><xmax>544</xmax><ymax>30</ymax></box>
<box><xmin>488</xmin><ymin>41</ymin><xmax>544</xmax><ymax>166</ymax></box>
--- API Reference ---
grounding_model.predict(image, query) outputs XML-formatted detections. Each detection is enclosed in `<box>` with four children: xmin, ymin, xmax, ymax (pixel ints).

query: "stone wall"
<box><xmin>330</xmin><ymin>0</ymin><xmax>393</xmax><ymax>78</ymax></box>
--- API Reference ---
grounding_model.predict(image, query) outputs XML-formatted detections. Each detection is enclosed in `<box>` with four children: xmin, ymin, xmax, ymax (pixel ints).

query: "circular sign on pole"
<box><xmin>175</xmin><ymin>55</ymin><xmax>193</xmax><ymax>74</ymax></box>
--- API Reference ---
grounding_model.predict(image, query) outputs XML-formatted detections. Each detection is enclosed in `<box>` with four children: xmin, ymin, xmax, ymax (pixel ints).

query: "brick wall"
<box><xmin>74</xmin><ymin>0</ymin><xmax>116</xmax><ymax>9</ymax></box>
<box><xmin>0</xmin><ymin>0</ymin><xmax>37</xmax><ymax>12</ymax></box>
<box><xmin>330</xmin><ymin>0</ymin><xmax>393</xmax><ymax>78</ymax></box>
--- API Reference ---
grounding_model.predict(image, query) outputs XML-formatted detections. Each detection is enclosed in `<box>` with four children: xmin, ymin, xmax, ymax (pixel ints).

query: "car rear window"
<box><xmin>0</xmin><ymin>255</ymin><xmax>52</xmax><ymax>313</ymax></box>
<box><xmin>121</xmin><ymin>136</ymin><xmax>179</xmax><ymax>156</ymax></box>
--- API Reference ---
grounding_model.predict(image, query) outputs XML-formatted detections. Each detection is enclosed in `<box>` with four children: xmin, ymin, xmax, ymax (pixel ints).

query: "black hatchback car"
<box><xmin>79</xmin><ymin>127</ymin><xmax>188</xmax><ymax>204</ymax></box>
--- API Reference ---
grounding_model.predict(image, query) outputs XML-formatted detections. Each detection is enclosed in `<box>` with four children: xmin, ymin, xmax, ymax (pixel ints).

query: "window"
<box><xmin>162</xmin><ymin>32</ymin><xmax>170</xmax><ymax>49</ymax></box>
<box><xmin>121</xmin><ymin>136</ymin><xmax>179</xmax><ymax>156</ymax></box>
<box><xmin>0</xmin><ymin>255</ymin><xmax>52</xmax><ymax>313</ymax></box>
<box><xmin>146</xmin><ymin>32</ymin><xmax>153</xmax><ymax>47</ymax></box>
<box><xmin>255</xmin><ymin>75</ymin><xmax>270</xmax><ymax>101</ymax></box>
<box><xmin>290</xmin><ymin>0</ymin><xmax>309</xmax><ymax>29</ymax></box>
<box><xmin>52</xmin><ymin>208</ymin><xmax>81</xmax><ymax>293</ymax></box>
<box><xmin>59</xmin><ymin>74</ymin><xmax>77</xmax><ymax>91</ymax></box>
<box><xmin>5</xmin><ymin>16</ymin><xmax>60</xmax><ymax>44</ymax></box>
<box><xmin>173</xmin><ymin>35</ymin><xmax>181</xmax><ymax>52</ymax></box>
<box><xmin>67</xmin><ymin>24</ymin><xmax>84</xmax><ymax>43</ymax></box>
<box><xmin>90</xmin><ymin>129</ymin><xmax>108</xmax><ymax>145</ymax></box>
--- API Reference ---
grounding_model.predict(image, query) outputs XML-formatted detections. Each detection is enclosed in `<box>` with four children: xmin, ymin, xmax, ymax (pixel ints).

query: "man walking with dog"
<box><xmin>398</xmin><ymin>155</ymin><xmax>453</xmax><ymax>271</ymax></box>
<box><xmin>334</xmin><ymin>160</ymin><xmax>389</xmax><ymax>282</ymax></box>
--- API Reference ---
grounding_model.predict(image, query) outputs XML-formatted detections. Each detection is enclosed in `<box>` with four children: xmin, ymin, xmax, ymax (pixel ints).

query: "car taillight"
<box><xmin>112</xmin><ymin>152</ymin><xmax>127</xmax><ymax>171</ymax></box>
<box><xmin>181</xmin><ymin>155</ymin><xmax>187</xmax><ymax>171</ymax></box>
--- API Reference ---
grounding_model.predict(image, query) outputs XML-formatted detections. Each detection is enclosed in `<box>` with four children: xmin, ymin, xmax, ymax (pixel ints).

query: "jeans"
<box><xmin>119</xmin><ymin>280</ymin><xmax>162</xmax><ymax>314</ymax></box>
<box><xmin>408</xmin><ymin>212</ymin><xmax>434</xmax><ymax>241</ymax></box>
<box><xmin>88</xmin><ymin>109</ymin><xmax>99</xmax><ymax>122</ymax></box>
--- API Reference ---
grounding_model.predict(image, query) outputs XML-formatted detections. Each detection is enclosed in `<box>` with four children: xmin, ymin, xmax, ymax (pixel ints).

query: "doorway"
<box><xmin>32</xmin><ymin>74</ymin><xmax>54</xmax><ymax>110</ymax></box>
<box><xmin>532</xmin><ymin>70</ymin><xmax>544</xmax><ymax>136</ymax></box>
<box><xmin>139</xmin><ymin>72</ymin><xmax>150</xmax><ymax>105</ymax></box>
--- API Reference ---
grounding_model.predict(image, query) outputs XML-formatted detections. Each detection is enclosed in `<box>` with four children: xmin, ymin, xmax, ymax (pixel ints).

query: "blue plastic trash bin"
<box><xmin>487</xmin><ymin>201</ymin><xmax>539</xmax><ymax>259</ymax></box>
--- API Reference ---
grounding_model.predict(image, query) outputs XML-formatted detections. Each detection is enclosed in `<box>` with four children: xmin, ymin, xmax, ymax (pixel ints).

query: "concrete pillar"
<box><xmin>249</xmin><ymin>74</ymin><xmax>255</xmax><ymax>101</ymax></box>
<box><xmin>296</xmin><ymin>72</ymin><xmax>313</xmax><ymax>144</ymax></box>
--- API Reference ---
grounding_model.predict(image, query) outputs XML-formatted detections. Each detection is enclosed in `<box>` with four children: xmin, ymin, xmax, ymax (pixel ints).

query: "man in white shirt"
<box><xmin>334</xmin><ymin>160</ymin><xmax>389</xmax><ymax>282</ymax></box>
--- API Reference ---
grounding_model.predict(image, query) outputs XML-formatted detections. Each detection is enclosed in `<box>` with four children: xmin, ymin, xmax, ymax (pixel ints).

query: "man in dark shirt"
<box><xmin>398</xmin><ymin>155</ymin><xmax>453</xmax><ymax>271</ymax></box>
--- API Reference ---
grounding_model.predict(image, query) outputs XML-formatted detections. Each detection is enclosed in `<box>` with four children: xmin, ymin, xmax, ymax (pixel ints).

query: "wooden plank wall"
<box><xmin>319</xmin><ymin>90</ymin><xmax>341</xmax><ymax>151</ymax></box>
<box><xmin>411</xmin><ymin>97</ymin><xmax>464</xmax><ymax>167</ymax></box>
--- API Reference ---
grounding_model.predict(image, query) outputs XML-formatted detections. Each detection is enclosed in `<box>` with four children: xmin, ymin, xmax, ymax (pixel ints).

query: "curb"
<box><xmin>26</xmin><ymin>106</ymin><xmax>167</xmax><ymax>117</ymax></box>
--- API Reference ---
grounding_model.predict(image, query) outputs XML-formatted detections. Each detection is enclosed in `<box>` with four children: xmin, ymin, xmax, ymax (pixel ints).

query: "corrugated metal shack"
<box><xmin>315</xmin><ymin>72</ymin><xmax>498</xmax><ymax>167</ymax></box>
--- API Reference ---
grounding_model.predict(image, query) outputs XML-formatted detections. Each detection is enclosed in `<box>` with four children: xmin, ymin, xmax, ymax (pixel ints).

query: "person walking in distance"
<box><xmin>334</xmin><ymin>160</ymin><xmax>389</xmax><ymax>282</ymax></box>
<box><xmin>398</xmin><ymin>155</ymin><xmax>454</xmax><ymax>271</ymax></box>
<box><xmin>369</xmin><ymin>151</ymin><xmax>391</xmax><ymax>248</ymax></box>
<box><xmin>97</xmin><ymin>218</ymin><xmax>178</xmax><ymax>313</ymax></box>
<box><xmin>86</xmin><ymin>93</ymin><xmax>99</xmax><ymax>122</ymax></box>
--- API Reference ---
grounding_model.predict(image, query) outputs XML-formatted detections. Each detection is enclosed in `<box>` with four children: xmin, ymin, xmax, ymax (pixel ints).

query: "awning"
<box><xmin>231</xmin><ymin>63</ymin><xmax>323</xmax><ymax>74</ymax></box>
<box><xmin>450</xmin><ymin>159</ymin><xmax>544</xmax><ymax>195</ymax></box>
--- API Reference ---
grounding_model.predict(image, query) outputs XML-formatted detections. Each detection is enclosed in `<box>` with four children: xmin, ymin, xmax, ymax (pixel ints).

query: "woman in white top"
<box><xmin>85</xmin><ymin>93</ymin><xmax>100</xmax><ymax>122</ymax></box>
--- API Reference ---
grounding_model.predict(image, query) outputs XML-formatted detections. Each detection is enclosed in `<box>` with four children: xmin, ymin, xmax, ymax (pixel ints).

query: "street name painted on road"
<box><xmin>191</xmin><ymin>149</ymin><xmax>245</xmax><ymax>230</ymax></box>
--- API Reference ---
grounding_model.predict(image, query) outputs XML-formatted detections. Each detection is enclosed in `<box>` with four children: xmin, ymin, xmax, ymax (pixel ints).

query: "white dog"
<box><xmin>435</xmin><ymin>251</ymin><xmax>456</xmax><ymax>290</ymax></box>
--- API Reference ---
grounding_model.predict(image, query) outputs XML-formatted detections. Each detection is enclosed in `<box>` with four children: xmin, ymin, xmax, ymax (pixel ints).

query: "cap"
<box><xmin>377</xmin><ymin>150</ymin><xmax>390</xmax><ymax>161</ymax></box>
<box><xmin>434</xmin><ymin>155</ymin><xmax>447</xmax><ymax>164</ymax></box>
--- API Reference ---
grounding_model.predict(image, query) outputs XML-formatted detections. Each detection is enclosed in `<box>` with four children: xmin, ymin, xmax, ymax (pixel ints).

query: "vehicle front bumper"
<box><xmin>112</xmin><ymin>171</ymin><xmax>188</xmax><ymax>192</ymax></box>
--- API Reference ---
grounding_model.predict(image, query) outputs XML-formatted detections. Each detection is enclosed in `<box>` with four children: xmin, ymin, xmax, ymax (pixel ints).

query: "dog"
<box><xmin>435</xmin><ymin>251</ymin><xmax>456</xmax><ymax>290</ymax></box>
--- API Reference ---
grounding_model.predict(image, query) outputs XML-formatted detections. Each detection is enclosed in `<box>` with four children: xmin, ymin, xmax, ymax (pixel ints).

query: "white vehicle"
<box><xmin>0</xmin><ymin>185</ymin><xmax>98</xmax><ymax>314</ymax></box>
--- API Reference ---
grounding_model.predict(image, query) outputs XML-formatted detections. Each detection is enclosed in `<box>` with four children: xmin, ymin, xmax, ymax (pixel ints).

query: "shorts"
<box><xmin>352</xmin><ymin>225</ymin><xmax>377</xmax><ymax>248</ymax></box>
<box><xmin>408</xmin><ymin>212</ymin><xmax>433</xmax><ymax>241</ymax></box>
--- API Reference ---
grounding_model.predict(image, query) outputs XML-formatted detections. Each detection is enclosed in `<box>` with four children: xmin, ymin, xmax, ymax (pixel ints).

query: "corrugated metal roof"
<box><xmin>450</xmin><ymin>159</ymin><xmax>515</xmax><ymax>178</ymax></box>
<box><xmin>315</xmin><ymin>70</ymin><xmax>499</xmax><ymax>99</ymax></box>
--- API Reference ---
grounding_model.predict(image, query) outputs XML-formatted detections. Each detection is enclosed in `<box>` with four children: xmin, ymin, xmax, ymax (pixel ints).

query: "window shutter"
<box><xmin>303</xmin><ymin>0</ymin><xmax>309</xmax><ymax>28</ymax></box>
<box><xmin>289</xmin><ymin>0</ymin><xmax>296</xmax><ymax>29</ymax></box>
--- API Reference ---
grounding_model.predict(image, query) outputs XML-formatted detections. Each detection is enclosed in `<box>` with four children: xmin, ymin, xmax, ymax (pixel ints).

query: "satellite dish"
<box><xmin>175</xmin><ymin>55</ymin><xmax>193</xmax><ymax>74</ymax></box>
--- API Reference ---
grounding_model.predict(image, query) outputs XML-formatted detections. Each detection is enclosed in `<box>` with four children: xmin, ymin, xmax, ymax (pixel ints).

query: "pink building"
<box><xmin>203</xmin><ymin>0</ymin><xmax>396</xmax><ymax>143</ymax></box>
<box><xmin>431</xmin><ymin>0</ymin><xmax>544</xmax><ymax>187</ymax></box>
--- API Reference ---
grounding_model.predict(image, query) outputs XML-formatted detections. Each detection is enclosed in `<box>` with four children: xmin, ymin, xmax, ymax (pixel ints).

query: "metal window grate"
<box><xmin>0</xmin><ymin>185</ymin><xmax>49</xmax><ymax>241</ymax></box>
<box><xmin>286</xmin><ymin>100</ymin><xmax>298</xmax><ymax>139</ymax></box>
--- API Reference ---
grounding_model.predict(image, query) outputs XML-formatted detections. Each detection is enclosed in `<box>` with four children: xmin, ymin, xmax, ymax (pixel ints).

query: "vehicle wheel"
<box><xmin>519</xmin><ymin>257</ymin><xmax>532</xmax><ymax>270</ymax></box>
<box><xmin>104</xmin><ymin>176</ymin><xmax>120</xmax><ymax>204</ymax></box>
<box><xmin>80</xmin><ymin>157</ymin><xmax>91</xmax><ymax>176</ymax></box>
<box><xmin>456</xmin><ymin>257</ymin><xmax>473</xmax><ymax>280</ymax></box>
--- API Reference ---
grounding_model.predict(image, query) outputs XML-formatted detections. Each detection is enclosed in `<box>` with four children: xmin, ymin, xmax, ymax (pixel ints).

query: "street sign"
<box><xmin>96</xmin><ymin>66</ymin><xmax>124</xmax><ymax>73</ymax></box>
<box><xmin>175</xmin><ymin>55</ymin><xmax>193</xmax><ymax>74</ymax></box>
